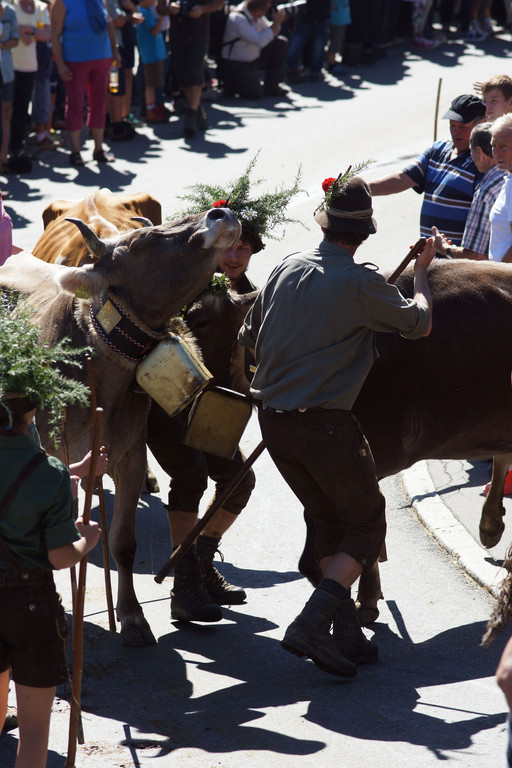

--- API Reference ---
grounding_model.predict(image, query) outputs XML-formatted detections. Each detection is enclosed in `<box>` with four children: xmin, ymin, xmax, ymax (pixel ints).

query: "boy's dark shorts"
<box><xmin>0</xmin><ymin>570</ymin><xmax>69</xmax><ymax>688</ymax></box>
<box><xmin>144</xmin><ymin>60</ymin><xmax>165</xmax><ymax>89</ymax></box>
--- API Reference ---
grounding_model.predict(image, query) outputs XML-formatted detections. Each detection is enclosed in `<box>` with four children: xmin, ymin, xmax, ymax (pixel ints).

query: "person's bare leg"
<box><xmin>15</xmin><ymin>683</ymin><xmax>55</xmax><ymax>768</ymax></box>
<box><xmin>0</xmin><ymin>669</ymin><xmax>9</xmax><ymax>731</ymax></box>
<box><xmin>90</xmin><ymin>126</ymin><xmax>105</xmax><ymax>154</ymax></box>
<box><xmin>68</xmin><ymin>128</ymin><xmax>81</xmax><ymax>154</ymax></box>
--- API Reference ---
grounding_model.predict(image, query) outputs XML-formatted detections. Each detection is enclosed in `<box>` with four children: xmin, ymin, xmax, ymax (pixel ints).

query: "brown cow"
<box><xmin>32</xmin><ymin>188</ymin><xmax>162</xmax><ymax>266</ymax></box>
<box><xmin>298</xmin><ymin>259</ymin><xmax>512</xmax><ymax>622</ymax></box>
<box><xmin>0</xmin><ymin>208</ymin><xmax>241</xmax><ymax>646</ymax></box>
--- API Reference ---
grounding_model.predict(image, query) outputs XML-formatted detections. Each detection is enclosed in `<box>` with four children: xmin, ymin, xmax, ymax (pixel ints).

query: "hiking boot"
<box><xmin>170</xmin><ymin>545</ymin><xmax>222</xmax><ymax>622</ymax></box>
<box><xmin>195</xmin><ymin>106</ymin><xmax>208</xmax><ymax>132</ymax></box>
<box><xmin>196</xmin><ymin>535</ymin><xmax>246</xmax><ymax>605</ymax></box>
<box><xmin>333</xmin><ymin>598</ymin><xmax>378</xmax><ymax>663</ymax></box>
<box><xmin>281</xmin><ymin>588</ymin><xmax>357</xmax><ymax>677</ymax></box>
<box><xmin>183</xmin><ymin>108</ymin><xmax>197</xmax><ymax>138</ymax></box>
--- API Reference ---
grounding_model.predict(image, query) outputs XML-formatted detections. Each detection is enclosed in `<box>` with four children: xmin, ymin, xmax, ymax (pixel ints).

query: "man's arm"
<box><xmin>501</xmin><ymin>223</ymin><xmax>512</xmax><ymax>263</ymax></box>
<box><xmin>412</xmin><ymin>239</ymin><xmax>435</xmax><ymax>336</ymax></box>
<box><xmin>369</xmin><ymin>171</ymin><xmax>416</xmax><ymax>197</ymax></box>
<box><xmin>431</xmin><ymin>226</ymin><xmax>488</xmax><ymax>260</ymax></box>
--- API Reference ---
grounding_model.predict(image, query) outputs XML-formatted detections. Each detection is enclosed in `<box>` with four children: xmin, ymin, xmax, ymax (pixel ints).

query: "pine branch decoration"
<box><xmin>0</xmin><ymin>292</ymin><xmax>91</xmax><ymax>446</ymax></box>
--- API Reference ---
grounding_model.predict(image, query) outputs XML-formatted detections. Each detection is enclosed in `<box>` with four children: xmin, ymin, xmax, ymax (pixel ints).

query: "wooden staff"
<box><xmin>85</xmin><ymin>354</ymin><xmax>116</xmax><ymax>633</ymax></box>
<box><xmin>65</xmin><ymin>407</ymin><xmax>103</xmax><ymax>768</ymax></box>
<box><xmin>154</xmin><ymin>441</ymin><xmax>266</xmax><ymax>583</ymax></box>
<box><xmin>387</xmin><ymin>237</ymin><xmax>427</xmax><ymax>285</ymax></box>
<box><xmin>153</xmin><ymin>238</ymin><xmax>429</xmax><ymax>584</ymax></box>
<box><xmin>434</xmin><ymin>77</ymin><xmax>442</xmax><ymax>142</ymax></box>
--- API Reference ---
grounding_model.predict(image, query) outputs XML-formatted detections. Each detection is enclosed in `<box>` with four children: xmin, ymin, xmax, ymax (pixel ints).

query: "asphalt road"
<box><xmin>2</xmin><ymin>28</ymin><xmax>512</xmax><ymax>768</ymax></box>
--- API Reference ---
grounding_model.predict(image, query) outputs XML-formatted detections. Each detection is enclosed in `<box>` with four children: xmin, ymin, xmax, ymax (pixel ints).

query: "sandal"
<box><xmin>93</xmin><ymin>148</ymin><xmax>115</xmax><ymax>163</ymax></box>
<box><xmin>69</xmin><ymin>151</ymin><xmax>84</xmax><ymax>166</ymax></box>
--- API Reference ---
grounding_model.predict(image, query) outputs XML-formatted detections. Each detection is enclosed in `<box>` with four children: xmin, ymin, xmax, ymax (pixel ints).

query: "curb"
<box><xmin>401</xmin><ymin>461</ymin><xmax>506</xmax><ymax>599</ymax></box>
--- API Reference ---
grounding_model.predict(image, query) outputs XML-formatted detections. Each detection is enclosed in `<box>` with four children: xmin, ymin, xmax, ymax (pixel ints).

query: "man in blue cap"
<box><xmin>369</xmin><ymin>93</ymin><xmax>487</xmax><ymax>248</ymax></box>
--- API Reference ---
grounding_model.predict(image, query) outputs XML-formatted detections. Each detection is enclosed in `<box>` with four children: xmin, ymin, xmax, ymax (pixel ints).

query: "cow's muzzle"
<box><xmin>189</xmin><ymin>208</ymin><xmax>241</xmax><ymax>251</ymax></box>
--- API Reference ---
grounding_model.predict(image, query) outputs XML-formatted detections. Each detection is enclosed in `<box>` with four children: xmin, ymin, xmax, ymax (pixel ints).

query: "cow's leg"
<box><xmin>110</xmin><ymin>446</ymin><xmax>157</xmax><ymax>647</ymax></box>
<box><xmin>355</xmin><ymin>562</ymin><xmax>383</xmax><ymax>626</ymax></box>
<box><xmin>480</xmin><ymin>453</ymin><xmax>512</xmax><ymax>548</ymax></box>
<box><xmin>141</xmin><ymin>462</ymin><xmax>160</xmax><ymax>495</ymax></box>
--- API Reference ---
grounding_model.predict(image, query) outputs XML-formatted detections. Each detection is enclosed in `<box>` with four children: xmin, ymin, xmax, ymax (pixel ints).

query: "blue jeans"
<box><xmin>286</xmin><ymin>19</ymin><xmax>329</xmax><ymax>74</ymax></box>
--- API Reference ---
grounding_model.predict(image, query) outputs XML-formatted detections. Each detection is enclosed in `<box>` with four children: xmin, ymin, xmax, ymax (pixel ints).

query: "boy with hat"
<box><xmin>146</xmin><ymin>158</ymin><xmax>301</xmax><ymax>623</ymax></box>
<box><xmin>0</xmin><ymin>295</ymin><xmax>102</xmax><ymax>765</ymax></box>
<box><xmin>239</xmin><ymin>168</ymin><xmax>434</xmax><ymax>677</ymax></box>
<box><xmin>370</xmin><ymin>93</ymin><xmax>486</xmax><ymax>248</ymax></box>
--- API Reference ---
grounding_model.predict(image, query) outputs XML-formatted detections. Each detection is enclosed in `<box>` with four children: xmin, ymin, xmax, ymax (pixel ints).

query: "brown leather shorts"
<box><xmin>0</xmin><ymin>570</ymin><xmax>69</xmax><ymax>688</ymax></box>
<box><xmin>259</xmin><ymin>408</ymin><xmax>386</xmax><ymax>571</ymax></box>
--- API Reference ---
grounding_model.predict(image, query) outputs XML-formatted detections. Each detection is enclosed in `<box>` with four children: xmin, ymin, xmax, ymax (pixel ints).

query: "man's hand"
<box><xmin>431</xmin><ymin>225</ymin><xmax>452</xmax><ymax>256</ymax></box>
<box><xmin>414</xmin><ymin>236</ymin><xmax>436</xmax><ymax>272</ymax></box>
<box><xmin>271</xmin><ymin>7</ymin><xmax>286</xmax><ymax>25</ymax></box>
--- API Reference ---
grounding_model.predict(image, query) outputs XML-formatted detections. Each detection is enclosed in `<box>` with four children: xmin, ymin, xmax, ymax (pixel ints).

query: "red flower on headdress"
<box><xmin>213</xmin><ymin>199</ymin><xmax>228</xmax><ymax>208</ymax></box>
<box><xmin>322</xmin><ymin>178</ymin><xmax>336</xmax><ymax>193</ymax></box>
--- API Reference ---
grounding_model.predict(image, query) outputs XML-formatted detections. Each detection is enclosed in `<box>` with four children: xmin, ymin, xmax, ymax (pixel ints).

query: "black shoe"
<box><xmin>93</xmin><ymin>148</ymin><xmax>115</xmax><ymax>163</ymax></box>
<box><xmin>264</xmin><ymin>83</ymin><xmax>290</xmax><ymax>96</ymax></box>
<box><xmin>170</xmin><ymin>546</ymin><xmax>223</xmax><ymax>622</ymax></box>
<box><xmin>333</xmin><ymin>598</ymin><xmax>378</xmax><ymax>663</ymax></box>
<box><xmin>281</xmin><ymin>589</ymin><xmax>357</xmax><ymax>677</ymax></box>
<box><xmin>109</xmin><ymin>120</ymin><xmax>136</xmax><ymax>141</ymax></box>
<box><xmin>183</xmin><ymin>108</ymin><xmax>197</xmax><ymax>138</ymax></box>
<box><xmin>196</xmin><ymin>535</ymin><xmax>246</xmax><ymax>605</ymax></box>
<box><xmin>4</xmin><ymin>152</ymin><xmax>32</xmax><ymax>174</ymax></box>
<box><xmin>69</xmin><ymin>151</ymin><xmax>85</xmax><ymax>166</ymax></box>
<box><xmin>195</xmin><ymin>106</ymin><xmax>208</xmax><ymax>132</ymax></box>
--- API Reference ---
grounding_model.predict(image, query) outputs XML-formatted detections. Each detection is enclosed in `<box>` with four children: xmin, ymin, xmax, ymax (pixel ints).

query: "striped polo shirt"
<box><xmin>403</xmin><ymin>140</ymin><xmax>482</xmax><ymax>247</ymax></box>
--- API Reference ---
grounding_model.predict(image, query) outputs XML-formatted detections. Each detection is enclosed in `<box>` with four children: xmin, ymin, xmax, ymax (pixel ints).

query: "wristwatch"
<box><xmin>445</xmin><ymin>246</ymin><xmax>452</xmax><ymax>258</ymax></box>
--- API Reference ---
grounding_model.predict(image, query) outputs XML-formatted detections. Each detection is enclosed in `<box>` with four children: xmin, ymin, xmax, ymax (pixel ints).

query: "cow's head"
<box><xmin>55</xmin><ymin>209</ymin><xmax>241</xmax><ymax>330</ymax></box>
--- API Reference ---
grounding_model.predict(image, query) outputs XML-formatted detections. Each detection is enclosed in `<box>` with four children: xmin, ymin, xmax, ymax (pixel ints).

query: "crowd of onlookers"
<box><xmin>0</xmin><ymin>0</ymin><xmax>510</xmax><ymax>174</ymax></box>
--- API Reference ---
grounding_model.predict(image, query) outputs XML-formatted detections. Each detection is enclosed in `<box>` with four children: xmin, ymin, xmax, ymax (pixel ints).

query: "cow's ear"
<box><xmin>54</xmin><ymin>264</ymin><xmax>109</xmax><ymax>299</ymax></box>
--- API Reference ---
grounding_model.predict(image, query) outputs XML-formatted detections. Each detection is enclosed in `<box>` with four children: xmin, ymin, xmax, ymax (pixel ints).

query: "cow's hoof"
<box><xmin>120</xmin><ymin>618</ymin><xmax>157</xmax><ymax>647</ymax></box>
<box><xmin>355</xmin><ymin>602</ymin><xmax>379</xmax><ymax>626</ymax></box>
<box><xmin>142</xmin><ymin>471</ymin><xmax>160</xmax><ymax>495</ymax></box>
<box><xmin>479</xmin><ymin>522</ymin><xmax>505</xmax><ymax>549</ymax></box>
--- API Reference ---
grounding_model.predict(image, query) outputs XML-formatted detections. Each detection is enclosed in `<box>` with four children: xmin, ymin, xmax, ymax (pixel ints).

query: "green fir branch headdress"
<box><xmin>0</xmin><ymin>292</ymin><xmax>91</xmax><ymax>446</ymax></box>
<box><xmin>174</xmin><ymin>152</ymin><xmax>304</xmax><ymax>254</ymax></box>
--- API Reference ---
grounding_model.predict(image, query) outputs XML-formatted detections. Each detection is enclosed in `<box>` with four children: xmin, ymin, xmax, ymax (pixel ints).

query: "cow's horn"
<box><xmin>65</xmin><ymin>217</ymin><xmax>107</xmax><ymax>260</ymax></box>
<box><xmin>131</xmin><ymin>216</ymin><xmax>153</xmax><ymax>228</ymax></box>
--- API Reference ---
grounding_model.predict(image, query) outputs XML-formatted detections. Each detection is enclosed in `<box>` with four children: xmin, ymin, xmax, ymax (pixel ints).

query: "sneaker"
<box><xmin>34</xmin><ymin>133</ymin><xmax>59</xmax><ymax>150</ymax></box>
<box><xmin>264</xmin><ymin>83</ymin><xmax>290</xmax><ymax>96</ymax></box>
<box><xmin>145</xmin><ymin>106</ymin><xmax>168</xmax><ymax>124</ymax></box>
<box><xmin>413</xmin><ymin>36</ymin><xmax>440</xmax><ymax>49</ymax></box>
<box><xmin>464</xmin><ymin>20</ymin><xmax>487</xmax><ymax>41</ymax></box>
<box><xmin>480</xmin><ymin>17</ymin><xmax>502</xmax><ymax>35</ymax></box>
<box><xmin>287</xmin><ymin>68</ymin><xmax>308</xmax><ymax>83</ymax></box>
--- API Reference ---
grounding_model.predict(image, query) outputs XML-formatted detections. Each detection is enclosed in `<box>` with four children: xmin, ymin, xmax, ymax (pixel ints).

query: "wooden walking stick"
<box><xmin>434</xmin><ymin>77</ymin><xmax>443</xmax><ymax>142</ymax></box>
<box><xmin>154</xmin><ymin>440</ymin><xmax>266</xmax><ymax>583</ymax></box>
<box><xmin>153</xmin><ymin>237</ymin><xmax>429</xmax><ymax>584</ymax></box>
<box><xmin>85</xmin><ymin>354</ymin><xmax>116</xmax><ymax>633</ymax></box>
<box><xmin>65</xmin><ymin>406</ymin><xmax>103</xmax><ymax>768</ymax></box>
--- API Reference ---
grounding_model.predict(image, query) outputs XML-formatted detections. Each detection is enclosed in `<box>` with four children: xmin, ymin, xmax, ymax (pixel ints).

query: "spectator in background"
<box><xmin>286</xmin><ymin>0</ymin><xmax>330</xmax><ymax>82</ymax></box>
<box><xmin>0</xmin><ymin>2</ymin><xmax>19</xmax><ymax>173</ymax></box>
<box><xmin>326</xmin><ymin>0</ymin><xmax>350</xmax><ymax>76</ymax></box>
<box><xmin>32</xmin><ymin>28</ymin><xmax>58</xmax><ymax>150</ymax></box>
<box><xmin>488</xmin><ymin>114</ymin><xmax>512</xmax><ymax>263</ymax></box>
<box><xmin>0</xmin><ymin>193</ymin><xmax>13</xmax><ymax>266</ymax></box>
<box><xmin>221</xmin><ymin>0</ymin><xmax>288</xmax><ymax>97</ymax></box>
<box><xmin>370</xmin><ymin>94</ymin><xmax>486</xmax><ymax>246</ymax></box>
<box><xmin>432</xmin><ymin>122</ymin><xmax>504</xmax><ymax>260</ymax></box>
<box><xmin>135</xmin><ymin>0</ymin><xmax>168</xmax><ymax>123</ymax></box>
<box><xmin>158</xmin><ymin>0</ymin><xmax>224</xmax><ymax>139</ymax></box>
<box><xmin>5</xmin><ymin>0</ymin><xmax>50</xmax><ymax>174</ymax></box>
<box><xmin>481</xmin><ymin>74</ymin><xmax>512</xmax><ymax>121</ymax></box>
<box><xmin>51</xmin><ymin>0</ymin><xmax>120</xmax><ymax>166</ymax></box>
<box><xmin>105</xmin><ymin>0</ymin><xmax>140</xmax><ymax>139</ymax></box>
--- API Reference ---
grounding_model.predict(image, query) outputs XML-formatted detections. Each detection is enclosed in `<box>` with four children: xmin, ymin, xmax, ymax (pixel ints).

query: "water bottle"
<box><xmin>109</xmin><ymin>63</ymin><xmax>119</xmax><ymax>94</ymax></box>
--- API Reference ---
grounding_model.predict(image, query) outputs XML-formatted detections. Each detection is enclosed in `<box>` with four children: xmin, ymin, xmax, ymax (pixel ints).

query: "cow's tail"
<box><xmin>481</xmin><ymin>543</ymin><xmax>512</xmax><ymax>647</ymax></box>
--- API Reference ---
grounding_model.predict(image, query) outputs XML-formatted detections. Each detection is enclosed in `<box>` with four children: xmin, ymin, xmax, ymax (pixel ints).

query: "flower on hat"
<box><xmin>322</xmin><ymin>177</ymin><xmax>337</xmax><ymax>193</ymax></box>
<box><xmin>174</xmin><ymin>151</ymin><xmax>304</xmax><ymax>243</ymax></box>
<box><xmin>316</xmin><ymin>160</ymin><xmax>375</xmax><ymax>214</ymax></box>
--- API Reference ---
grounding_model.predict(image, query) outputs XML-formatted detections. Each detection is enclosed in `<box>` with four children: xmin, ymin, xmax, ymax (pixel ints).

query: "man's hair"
<box><xmin>246</xmin><ymin>0</ymin><xmax>270</xmax><ymax>11</ymax></box>
<box><xmin>491</xmin><ymin>113</ymin><xmax>512</xmax><ymax>138</ymax></box>
<box><xmin>323</xmin><ymin>229</ymin><xmax>369</xmax><ymax>247</ymax></box>
<box><xmin>482</xmin><ymin>75</ymin><xmax>512</xmax><ymax>101</ymax></box>
<box><xmin>470</xmin><ymin>121</ymin><xmax>493</xmax><ymax>157</ymax></box>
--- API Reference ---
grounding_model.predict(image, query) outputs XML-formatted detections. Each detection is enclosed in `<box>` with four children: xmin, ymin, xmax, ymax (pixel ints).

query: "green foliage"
<box><xmin>320</xmin><ymin>160</ymin><xmax>375</xmax><ymax>212</ymax></box>
<box><xmin>0</xmin><ymin>292</ymin><xmax>90</xmax><ymax>446</ymax></box>
<box><xmin>173</xmin><ymin>151</ymin><xmax>304</xmax><ymax>241</ymax></box>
